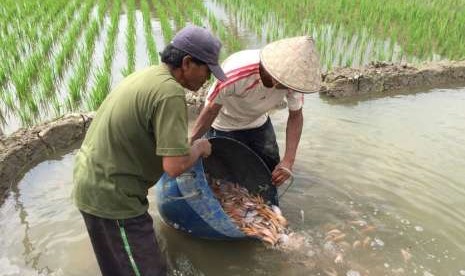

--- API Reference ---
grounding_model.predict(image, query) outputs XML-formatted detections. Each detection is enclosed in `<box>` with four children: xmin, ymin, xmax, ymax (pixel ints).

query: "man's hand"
<box><xmin>192</xmin><ymin>138</ymin><xmax>212</xmax><ymax>158</ymax></box>
<box><xmin>163</xmin><ymin>139</ymin><xmax>211</xmax><ymax>178</ymax></box>
<box><xmin>271</xmin><ymin>160</ymin><xmax>293</xmax><ymax>186</ymax></box>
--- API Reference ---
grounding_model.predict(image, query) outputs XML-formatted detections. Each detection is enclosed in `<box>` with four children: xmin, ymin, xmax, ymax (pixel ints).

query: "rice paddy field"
<box><xmin>0</xmin><ymin>0</ymin><xmax>464</xmax><ymax>134</ymax></box>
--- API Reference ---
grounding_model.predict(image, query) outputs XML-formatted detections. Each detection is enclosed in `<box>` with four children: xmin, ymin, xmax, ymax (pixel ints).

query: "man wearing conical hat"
<box><xmin>190</xmin><ymin>36</ymin><xmax>321</xmax><ymax>205</ymax></box>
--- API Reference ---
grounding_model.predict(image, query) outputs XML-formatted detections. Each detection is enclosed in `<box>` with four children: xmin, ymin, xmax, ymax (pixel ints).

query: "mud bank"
<box><xmin>0</xmin><ymin>113</ymin><xmax>94</xmax><ymax>204</ymax></box>
<box><xmin>321</xmin><ymin>60</ymin><xmax>465</xmax><ymax>97</ymax></box>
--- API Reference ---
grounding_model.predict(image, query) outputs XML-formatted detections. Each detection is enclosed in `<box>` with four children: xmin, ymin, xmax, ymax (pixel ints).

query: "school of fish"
<box><xmin>206</xmin><ymin>177</ymin><xmax>414</xmax><ymax>275</ymax></box>
<box><xmin>207</xmin><ymin>176</ymin><xmax>289</xmax><ymax>246</ymax></box>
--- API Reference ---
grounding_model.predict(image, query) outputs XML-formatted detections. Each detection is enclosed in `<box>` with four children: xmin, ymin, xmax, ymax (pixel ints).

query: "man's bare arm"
<box><xmin>271</xmin><ymin>108</ymin><xmax>303</xmax><ymax>185</ymax></box>
<box><xmin>162</xmin><ymin>139</ymin><xmax>211</xmax><ymax>178</ymax></box>
<box><xmin>189</xmin><ymin>102</ymin><xmax>222</xmax><ymax>143</ymax></box>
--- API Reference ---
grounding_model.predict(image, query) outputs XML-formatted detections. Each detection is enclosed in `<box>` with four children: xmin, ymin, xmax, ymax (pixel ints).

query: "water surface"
<box><xmin>1</xmin><ymin>87</ymin><xmax>464</xmax><ymax>275</ymax></box>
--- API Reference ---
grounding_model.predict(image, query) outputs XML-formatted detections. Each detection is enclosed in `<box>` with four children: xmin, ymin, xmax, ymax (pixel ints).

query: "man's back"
<box><xmin>73</xmin><ymin>64</ymin><xmax>189</xmax><ymax>219</ymax></box>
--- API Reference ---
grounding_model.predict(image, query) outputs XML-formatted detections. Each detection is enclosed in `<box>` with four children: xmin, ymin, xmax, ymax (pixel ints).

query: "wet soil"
<box><xmin>321</xmin><ymin>60</ymin><xmax>465</xmax><ymax>97</ymax></box>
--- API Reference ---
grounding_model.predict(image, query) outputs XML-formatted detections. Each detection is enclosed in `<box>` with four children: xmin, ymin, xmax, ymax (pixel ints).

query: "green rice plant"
<box><xmin>153</xmin><ymin>0</ymin><xmax>173</xmax><ymax>43</ymax></box>
<box><xmin>102</xmin><ymin>0</ymin><xmax>121</xmax><ymax>73</ymax></box>
<box><xmin>87</xmin><ymin>68</ymin><xmax>110</xmax><ymax>110</ymax></box>
<box><xmin>3</xmin><ymin>0</ymin><xmax>68</xmax><ymax>75</ymax></box>
<box><xmin>180</xmin><ymin>0</ymin><xmax>205</xmax><ymax>26</ymax></box>
<box><xmin>2</xmin><ymin>89</ymin><xmax>16</xmax><ymax>112</ymax></box>
<box><xmin>18</xmin><ymin>107</ymin><xmax>34</xmax><ymax>127</ymax></box>
<box><xmin>164</xmin><ymin>0</ymin><xmax>243</xmax><ymax>55</ymax></box>
<box><xmin>7</xmin><ymin>0</ymin><xmax>90</xmax><ymax>125</ymax></box>
<box><xmin>0</xmin><ymin>66</ymin><xmax>6</xmax><ymax>88</ymax></box>
<box><xmin>25</xmin><ymin>96</ymin><xmax>39</xmax><ymax>120</ymax></box>
<box><xmin>33</xmin><ymin>0</ymin><xmax>86</xmax><ymax>106</ymax></box>
<box><xmin>67</xmin><ymin>63</ymin><xmax>86</xmax><ymax>108</ymax></box>
<box><xmin>51</xmin><ymin>94</ymin><xmax>62</xmax><ymax>117</ymax></box>
<box><xmin>97</xmin><ymin>0</ymin><xmax>107</xmax><ymax>21</ymax></box>
<box><xmin>190</xmin><ymin>11</ymin><xmax>203</xmax><ymax>27</ymax></box>
<box><xmin>204</xmin><ymin>10</ymin><xmax>242</xmax><ymax>55</ymax></box>
<box><xmin>216</xmin><ymin>0</ymin><xmax>465</xmax><ymax>62</ymax></box>
<box><xmin>11</xmin><ymin>63</ymin><xmax>31</xmax><ymax>103</ymax></box>
<box><xmin>166</xmin><ymin>0</ymin><xmax>186</xmax><ymax>30</ymax></box>
<box><xmin>60</xmin><ymin>0</ymin><xmax>107</xmax><ymax>111</ymax></box>
<box><xmin>85</xmin><ymin>0</ymin><xmax>121</xmax><ymax>110</ymax></box>
<box><xmin>66</xmin><ymin>17</ymin><xmax>102</xmax><ymax>110</ymax></box>
<box><xmin>38</xmin><ymin>66</ymin><xmax>55</xmax><ymax>104</ymax></box>
<box><xmin>0</xmin><ymin>107</ymin><xmax>5</xmax><ymax>129</ymax></box>
<box><xmin>141</xmin><ymin>0</ymin><xmax>159</xmax><ymax>64</ymax></box>
<box><xmin>5</xmin><ymin>0</ymin><xmax>80</xmax><ymax>113</ymax></box>
<box><xmin>55</xmin><ymin>0</ymin><xmax>94</xmax><ymax>79</ymax></box>
<box><xmin>207</xmin><ymin>12</ymin><xmax>219</xmax><ymax>33</ymax></box>
<box><xmin>122</xmin><ymin>0</ymin><xmax>136</xmax><ymax>76</ymax></box>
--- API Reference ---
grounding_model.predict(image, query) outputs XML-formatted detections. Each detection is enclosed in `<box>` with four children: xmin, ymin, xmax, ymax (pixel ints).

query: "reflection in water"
<box><xmin>1</xmin><ymin>88</ymin><xmax>465</xmax><ymax>275</ymax></box>
<box><xmin>13</xmin><ymin>185</ymin><xmax>49</xmax><ymax>274</ymax></box>
<box><xmin>203</xmin><ymin>0</ymin><xmax>265</xmax><ymax>51</ymax></box>
<box><xmin>0</xmin><ymin>153</ymin><xmax>97</xmax><ymax>275</ymax></box>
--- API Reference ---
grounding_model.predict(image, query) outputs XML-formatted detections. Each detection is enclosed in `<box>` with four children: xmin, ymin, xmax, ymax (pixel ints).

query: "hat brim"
<box><xmin>260</xmin><ymin>36</ymin><xmax>321</xmax><ymax>94</ymax></box>
<box><xmin>208</xmin><ymin>64</ymin><xmax>227</xmax><ymax>82</ymax></box>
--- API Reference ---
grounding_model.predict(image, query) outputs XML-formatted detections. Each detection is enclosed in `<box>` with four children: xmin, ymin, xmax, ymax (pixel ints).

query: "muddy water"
<box><xmin>1</xmin><ymin>87</ymin><xmax>465</xmax><ymax>275</ymax></box>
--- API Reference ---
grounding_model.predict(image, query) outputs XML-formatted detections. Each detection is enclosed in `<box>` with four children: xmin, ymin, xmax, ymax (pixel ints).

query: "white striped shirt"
<box><xmin>206</xmin><ymin>50</ymin><xmax>304</xmax><ymax>131</ymax></box>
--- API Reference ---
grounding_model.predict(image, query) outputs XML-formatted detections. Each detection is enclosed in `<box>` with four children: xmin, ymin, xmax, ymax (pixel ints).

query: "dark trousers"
<box><xmin>81</xmin><ymin>211</ymin><xmax>167</xmax><ymax>276</ymax></box>
<box><xmin>206</xmin><ymin>117</ymin><xmax>280</xmax><ymax>205</ymax></box>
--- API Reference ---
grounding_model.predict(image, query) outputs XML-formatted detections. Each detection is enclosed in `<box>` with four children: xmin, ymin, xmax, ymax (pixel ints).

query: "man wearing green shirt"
<box><xmin>73</xmin><ymin>26</ymin><xmax>226</xmax><ymax>276</ymax></box>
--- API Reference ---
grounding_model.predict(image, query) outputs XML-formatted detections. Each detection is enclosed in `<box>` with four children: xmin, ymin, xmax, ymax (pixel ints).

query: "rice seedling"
<box><xmin>141</xmin><ymin>0</ymin><xmax>159</xmax><ymax>65</ymax></box>
<box><xmin>66</xmin><ymin>0</ymin><xmax>105</xmax><ymax>110</ymax></box>
<box><xmin>6</xmin><ymin>0</ymin><xmax>80</xmax><ymax>114</ymax></box>
<box><xmin>55</xmin><ymin>0</ymin><xmax>95</xmax><ymax>80</ymax></box>
<box><xmin>11</xmin><ymin>60</ymin><xmax>34</xmax><ymax>103</ymax></box>
<box><xmin>204</xmin><ymin>8</ymin><xmax>242</xmax><ymax>55</ymax></box>
<box><xmin>86</xmin><ymin>0</ymin><xmax>121</xmax><ymax>110</ymax></box>
<box><xmin>2</xmin><ymin>89</ymin><xmax>15</xmax><ymax>113</ymax></box>
<box><xmin>1</xmin><ymin>0</ymin><xmax>463</xmax><ymax>130</ymax></box>
<box><xmin>153</xmin><ymin>0</ymin><xmax>173</xmax><ymax>43</ymax></box>
<box><xmin>182</xmin><ymin>0</ymin><xmax>204</xmax><ymax>26</ymax></box>
<box><xmin>18</xmin><ymin>107</ymin><xmax>34</xmax><ymax>127</ymax></box>
<box><xmin>67</xmin><ymin>23</ymin><xmax>99</xmax><ymax>109</ymax></box>
<box><xmin>0</xmin><ymin>107</ymin><xmax>5</xmax><ymax>130</ymax></box>
<box><xmin>214</xmin><ymin>0</ymin><xmax>465</xmax><ymax>63</ymax></box>
<box><xmin>122</xmin><ymin>0</ymin><xmax>136</xmax><ymax>76</ymax></box>
<box><xmin>2</xmin><ymin>1</ymin><xmax>67</xmax><ymax>76</ymax></box>
<box><xmin>51</xmin><ymin>95</ymin><xmax>62</xmax><ymax>117</ymax></box>
<box><xmin>34</xmin><ymin>0</ymin><xmax>87</xmax><ymax>107</ymax></box>
<box><xmin>0</xmin><ymin>66</ymin><xmax>6</xmax><ymax>88</ymax></box>
<box><xmin>87</xmin><ymin>68</ymin><xmax>110</xmax><ymax>111</ymax></box>
<box><xmin>6</xmin><ymin>0</ymin><xmax>86</xmax><ymax>126</ymax></box>
<box><xmin>165</xmin><ymin>0</ymin><xmax>186</xmax><ymax>30</ymax></box>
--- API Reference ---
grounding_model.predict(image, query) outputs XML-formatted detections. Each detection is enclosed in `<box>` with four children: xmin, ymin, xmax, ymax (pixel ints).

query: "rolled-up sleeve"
<box><xmin>286</xmin><ymin>90</ymin><xmax>304</xmax><ymax>111</ymax></box>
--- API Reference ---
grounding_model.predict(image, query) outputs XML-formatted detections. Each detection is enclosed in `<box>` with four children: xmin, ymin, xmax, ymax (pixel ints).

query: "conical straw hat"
<box><xmin>260</xmin><ymin>36</ymin><xmax>322</xmax><ymax>93</ymax></box>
